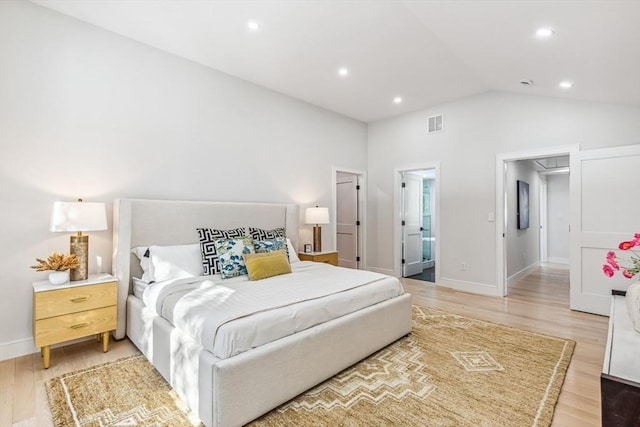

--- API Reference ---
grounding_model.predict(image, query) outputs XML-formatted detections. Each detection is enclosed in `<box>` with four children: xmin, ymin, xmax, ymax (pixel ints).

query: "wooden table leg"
<box><xmin>102</xmin><ymin>331</ymin><xmax>110</xmax><ymax>352</ymax></box>
<box><xmin>42</xmin><ymin>346</ymin><xmax>50</xmax><ymax>369</ymax></box>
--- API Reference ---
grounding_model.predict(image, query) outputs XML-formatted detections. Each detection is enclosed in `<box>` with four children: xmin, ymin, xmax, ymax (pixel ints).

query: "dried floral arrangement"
<box><xmin>30</xmin><ymin>252</ymin><xmax>80</xmax><ymax>272</ymax></box>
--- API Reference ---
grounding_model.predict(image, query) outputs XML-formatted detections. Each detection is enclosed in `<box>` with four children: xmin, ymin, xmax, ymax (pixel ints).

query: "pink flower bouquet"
<box><xmin>603</xmin><ymin>233</ymin><xmax>640</xmax><ymax>279</ymax></box>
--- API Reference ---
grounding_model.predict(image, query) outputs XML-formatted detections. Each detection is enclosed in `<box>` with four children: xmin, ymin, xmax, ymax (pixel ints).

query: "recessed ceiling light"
<box><xmin>393</xmin><ymin>97</ymin><xmax>402</xmax><ymax>104</ymax></box>
<box><xmin>338</xmin><ymin>68</ymin><xmax>349</xmax><ymax>77</ymax></box>
<box><xmin>247</xmin><ymin>21</ymin><xmax>260</xmax><ymax>31</ymax></box>
<box><xmin>559</xmin><ymin>81</ymin><xmax>573</xmax><ymax>89</ymax></box>
<box><xmin>535</xmin><ymin>27</ymin><xmax>554</xmax><ymax>38</ymax></box>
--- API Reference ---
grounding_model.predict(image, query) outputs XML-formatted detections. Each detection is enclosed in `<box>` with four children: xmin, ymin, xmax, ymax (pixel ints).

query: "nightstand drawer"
<box><xmin>299</xmin><ymin>252</ymin><xmax>338</xmax><ymax>266</ymax></box>
<box><xmin>34</xmin><ymin>282</ymin><xmax>116</xmax><ymax>320</ymax></box>
<box><xmin>312</xmin><ymin>253</ymin><xmax>338</xmax><ymax>264</ymax></box>
<box><xmin>34</xmin><ymin>305</ymin><xmax>116</xmax><ymax>347</ymax></box>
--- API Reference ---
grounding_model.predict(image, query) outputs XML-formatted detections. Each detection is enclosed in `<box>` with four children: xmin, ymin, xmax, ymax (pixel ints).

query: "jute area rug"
<box><xmin>47</xmin><ymin>306</ymin><xmax>575</xmax><ymax>426</ymax></box>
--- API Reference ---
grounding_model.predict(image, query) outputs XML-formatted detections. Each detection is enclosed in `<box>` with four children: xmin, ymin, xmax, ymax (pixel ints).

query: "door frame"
<box><xmin>394</xmin><ymin>162</ymin><xmax>441</xmax><ymax>279</ymax></box>
<box><xmin>332</xmin><ymin>166</ymin><xmax>366</xmax><ymax>269</ymax></box>
<box><xmin>539</xmin><ymin>176</ymin><xmax>548</xmax><ymax>263</ymax></box>
<box><xmin>495</xmin><ymin>144</ymin><xmax>579</xmax><ymax>297</ymax></box>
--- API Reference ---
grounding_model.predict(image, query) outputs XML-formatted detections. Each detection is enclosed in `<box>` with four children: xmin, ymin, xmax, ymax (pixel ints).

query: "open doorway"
<box><xmin>399</xmin><ymin>168</ymin><xmax>438</xmax><ymax>282</ymax></box>
<box><xmin>496</xmin><ymin>146</ymin><xmax>576</xmax><ymax>298</ymax></box>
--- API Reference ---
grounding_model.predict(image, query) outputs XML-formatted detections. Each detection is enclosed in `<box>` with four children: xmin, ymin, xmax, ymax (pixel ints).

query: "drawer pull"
<box><xmin>70</xmin><ymin>322</ymin><xmax>90</xmax><ymax>329</ymax></box>
<box><xmin>70</xmin><ymin>297</ymin><xmax>88</xmax><ymax>303</ymax></box>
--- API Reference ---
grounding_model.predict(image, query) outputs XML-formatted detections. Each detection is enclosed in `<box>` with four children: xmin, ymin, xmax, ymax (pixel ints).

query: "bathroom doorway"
<box><xmin>400</xmin><ymin>168</ymin><xmax>437</xmax><ymax>282</ymax></box>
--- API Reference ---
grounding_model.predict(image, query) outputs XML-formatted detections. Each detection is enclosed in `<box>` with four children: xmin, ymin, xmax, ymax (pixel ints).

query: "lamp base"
<box><xmin>70</xmin><ymin>234</ymin><xmax>88</xmax><ymax>281</ymax></box>
<box><xmin>313</xmin><ymin>225</ymin><xmax>322</xmax><ymax>253</ymax></box>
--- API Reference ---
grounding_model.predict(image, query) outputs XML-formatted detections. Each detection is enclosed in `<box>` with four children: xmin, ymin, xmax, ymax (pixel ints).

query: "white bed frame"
<box><xmin>112</xmin><ymin>198</ymin><xmax>413</xmax><ymax>426</ymax></box>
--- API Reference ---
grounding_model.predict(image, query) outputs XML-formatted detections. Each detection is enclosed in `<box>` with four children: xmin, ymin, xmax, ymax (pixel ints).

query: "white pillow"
<box><xmin>131</xmin><ymin>246</ymin><xmax>152</xmax><ymax>282</ymax></box>
<box><xmin>286</xmin><ymin>238</ymin><xmax>300</xmax><ymax>263</ymax></box>
<box><xmin>132</xmin><ymin>277</ymin><xmax>150</xmax><ymax>299</ymax></box>
<box><xmin>148</xmin><ymin>244</ymin><xmax>204</xmax><ymax>282</ymax></box>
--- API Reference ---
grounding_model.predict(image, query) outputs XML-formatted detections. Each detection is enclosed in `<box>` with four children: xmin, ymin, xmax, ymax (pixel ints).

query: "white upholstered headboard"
<box><xmin>111</xmin><ymin>198</ymin><xmax>299</xmax><ymax>339</ymax></box>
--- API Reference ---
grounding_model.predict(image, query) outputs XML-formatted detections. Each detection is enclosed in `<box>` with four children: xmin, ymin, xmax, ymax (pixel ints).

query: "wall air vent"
<box><xmin>428</xmin><ymin>114</ymin><xmax>444</xmax><ymax>133</ymax></box>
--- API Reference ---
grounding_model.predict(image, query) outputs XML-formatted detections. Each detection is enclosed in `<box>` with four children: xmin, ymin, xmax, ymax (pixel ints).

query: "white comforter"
<box><xmin>142</xmin><ymin>261</ymin><xmax>404</xmax><ymax>359</ymax></box>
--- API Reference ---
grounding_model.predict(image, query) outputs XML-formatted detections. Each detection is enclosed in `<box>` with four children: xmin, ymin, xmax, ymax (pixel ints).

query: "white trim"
<box><xmin>437</xmin><ymin>277</ymin><xmax>500</xmax><ymax>296</ymax></box>
<box><xmin>496</xmin><ymin>144</ymin><xmax>579</xmax><ymax>298</ymax></box>
<box><xmin>507</xmin><ymin>262</ymin><xmax>540</xmax><ymax>288</ymax></box>
<box><xmin>0</xmin><ymin>335</ymin><xmax>95</xmax><ymax>362</ymax></box>
<box><xmin>547</xmin><ymin>257</ymin><xmax>570</xmax><ymax>265</ymax></box>
<box><xmin>393</xmin><ymin>162</ymin><xmax>441</xmax><ymax>284</ymax></box>
<box><xmin>332</xmin><ymin>166</ymin><xmax>367</xmax><ymax>269</ymax></box>
<box><xmin>0</xmin><ymin>337</ymin><xmax>38</xmax><ymax>362</ymax></box>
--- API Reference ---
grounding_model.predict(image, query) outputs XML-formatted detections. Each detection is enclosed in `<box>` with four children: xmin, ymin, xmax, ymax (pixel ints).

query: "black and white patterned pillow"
<box><xmin>249</xmin><ymin>227</ymin><xmax>285</xmax><ymax>240</ymax></box>
<box><xmin>196</xmin><ymin>227</ymin><xmax>245</xmax><ymax>275</ymax></box>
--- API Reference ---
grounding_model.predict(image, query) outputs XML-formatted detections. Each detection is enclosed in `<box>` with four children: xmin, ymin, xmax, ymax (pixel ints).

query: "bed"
<box><xmin>112</xmin><ymin>198</ymin><xmax>412</xmax><ymax>426</ymax></box>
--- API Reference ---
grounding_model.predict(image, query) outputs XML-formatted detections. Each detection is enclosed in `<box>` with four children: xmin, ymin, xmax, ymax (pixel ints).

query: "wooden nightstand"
<box><xmin>33</xmin><ymin>274</ymin><xmax>117</xmax><ymax>369</ymax></box>
<box><xmin>298</xmin><ymin>251</ymin><xmax>339</xmax><ymax>266</ymax></box>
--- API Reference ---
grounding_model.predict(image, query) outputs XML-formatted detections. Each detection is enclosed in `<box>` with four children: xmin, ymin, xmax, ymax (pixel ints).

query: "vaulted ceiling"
<box><xmin>34</xmin><ymin>0</ymin><xmax>640</xmax><ymax>122</ymax></box>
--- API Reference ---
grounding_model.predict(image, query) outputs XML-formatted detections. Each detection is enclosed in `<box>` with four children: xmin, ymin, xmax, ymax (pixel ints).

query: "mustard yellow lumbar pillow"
<box><xmin>243</xmin><ymin>250</ymin><xmax>292</xmax><ymax>281</ymax></box>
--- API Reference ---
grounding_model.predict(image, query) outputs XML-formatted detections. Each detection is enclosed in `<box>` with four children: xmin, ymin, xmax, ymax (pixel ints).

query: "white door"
<box><xmin>539</xmin><ymin>177</ymin><xmax>548</xmax><ymax>263</ymax></box>
<box><xmin>570</xmin><ymin>144</ymin><xmax>640</xmax><ymax>315</ymax></box>
<box><xmin>402</xmin><ymin>172</ymin><xmax>423</xmax><ymax>277</ymax></box>
<box><xmin>336</xmin><ymin>172</ymin><xmax>359</xmax><ymax>268</ymax></box>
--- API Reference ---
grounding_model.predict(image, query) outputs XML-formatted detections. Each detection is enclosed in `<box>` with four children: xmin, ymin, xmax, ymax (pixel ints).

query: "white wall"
<box><xmin>367</xmin><ymin>91</ymin><xmax>640</xmax><ymax>294</ymax></box>
<box><xmin>505</xmin><ymin>161</ymin><xmax>539</xmax><ymax>279</ymax></box>
<box><xmin>546</xmin><ymin>174</ymin><xmax>570</xmax><ymax>264</ymax></box>
<box><xmin>0</xmin><ymin>1</ymin><xmax>366</xmax><ymax>360</ymax></box>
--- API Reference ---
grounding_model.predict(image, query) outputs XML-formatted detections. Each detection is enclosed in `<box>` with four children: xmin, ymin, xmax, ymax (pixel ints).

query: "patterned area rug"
<box><xmin>46</xmin><ymin>355</ymin><xmax>199</xmax><ymax>426</ymax></box>
<box><xmin>252</xmin><ymin>306</ymin><xmax>575</xmax><ymax>426</ymax></box>
<box><xmin>46</xmin><ymin>306</ymin><xmax>575</xmax><ymax>426</ymax></box>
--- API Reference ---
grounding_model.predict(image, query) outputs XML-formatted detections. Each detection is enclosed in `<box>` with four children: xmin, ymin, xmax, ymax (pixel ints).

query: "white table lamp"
<box><xmin>50</xmin><ymin>199</ymin><xmax>107</xmax><ymax>281</ymax></box>
<box><xmin>305</xmin><ymin>206</ymin><xmax>329</xmax><ymax>252</ymax></box>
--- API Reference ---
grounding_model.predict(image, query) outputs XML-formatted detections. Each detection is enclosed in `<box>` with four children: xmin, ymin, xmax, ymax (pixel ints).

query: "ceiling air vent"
<box><xmin>428</xmin><ymin>114</ymin><xmax>444</xmax><ymax>133</ymax></box>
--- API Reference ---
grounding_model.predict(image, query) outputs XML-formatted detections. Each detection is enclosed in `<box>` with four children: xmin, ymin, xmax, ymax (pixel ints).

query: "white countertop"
<box><xmin>301</xmin><ymin>250</ymin><xmax>337</xmax><ymax>255</ymax></box>
<box><xmin>33</xmin><ymin>273</ymin><xmax>115</xmax><ymax>293</ymax></box>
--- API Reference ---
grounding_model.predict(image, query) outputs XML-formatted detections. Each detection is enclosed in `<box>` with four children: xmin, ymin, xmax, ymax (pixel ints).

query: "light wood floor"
<box><xmin>1</xmin><ymin>264</ymin><xmax>608</xmax><ymax>426</ymax></box>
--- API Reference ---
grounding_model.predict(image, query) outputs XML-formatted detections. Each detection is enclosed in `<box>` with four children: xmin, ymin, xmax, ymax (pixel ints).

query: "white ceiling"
<box><xmin>33</xmin><ymin>0</ymin><xmax>640</xmax><ymax>123</ymax></box>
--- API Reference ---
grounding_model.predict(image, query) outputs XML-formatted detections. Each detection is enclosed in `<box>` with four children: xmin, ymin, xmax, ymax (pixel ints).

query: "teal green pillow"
<box><xmin>215</xmin><ymin>237</ymin><xmax>254</xmax><ymax>279</ymax></box>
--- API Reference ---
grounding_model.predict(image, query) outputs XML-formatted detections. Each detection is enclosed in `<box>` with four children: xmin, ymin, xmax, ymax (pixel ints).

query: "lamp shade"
<box><xmin>50</xmin><ymin>201</ymin><xmax>108</xmax><ymax>232</ymax></box>
<box><xmin>305</xmin><ymin>207</ymin><xmax>329</xmax><ymax>225</ymax></box>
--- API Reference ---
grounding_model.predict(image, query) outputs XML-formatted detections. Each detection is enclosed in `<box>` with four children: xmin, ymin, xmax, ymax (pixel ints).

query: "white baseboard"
<box><xmin>546</xmin><ymin>257</ymin><xmax>569</xmax><ymax>265</ymax></box>
<box><xmin>0</xmin><ymin>337</ymin><xmax>39</xmax><ymax>362</ymax></box>
<box><xmin>0</xmin><ymin>335</ymin><xmax>96</xmax><ymax>362</ymax></box>
<box><xmin>436</xmin><ymin>277</ymin><xmax>501</xmax><ymax>296</ymax></box>
<box><xmin>366</xmin><ymin>266</ymin><xmax>396</xmax><ymax>276</ymax></box>
<box><xmin>507</xmin><ymin>262</ymin><xmax>540</xmax><ymax>287</ymax></box>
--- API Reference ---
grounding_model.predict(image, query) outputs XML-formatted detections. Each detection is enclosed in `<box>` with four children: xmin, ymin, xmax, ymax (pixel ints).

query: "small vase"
<box><xmin>625</xmin><ymin>281</ymin><xmax>640</xmax><ymax>333</ymax></box>
<box><xmin>48</xmin><ymin>270</ymin><xmax>69</xmax><ymax>285</ymax></box>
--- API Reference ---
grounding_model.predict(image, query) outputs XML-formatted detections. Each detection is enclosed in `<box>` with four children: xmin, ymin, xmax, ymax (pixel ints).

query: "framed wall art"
<box><xmin>517</xmin><ymin>180</ymin><xmax>529</xmax><ymax>230</ymax></box>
